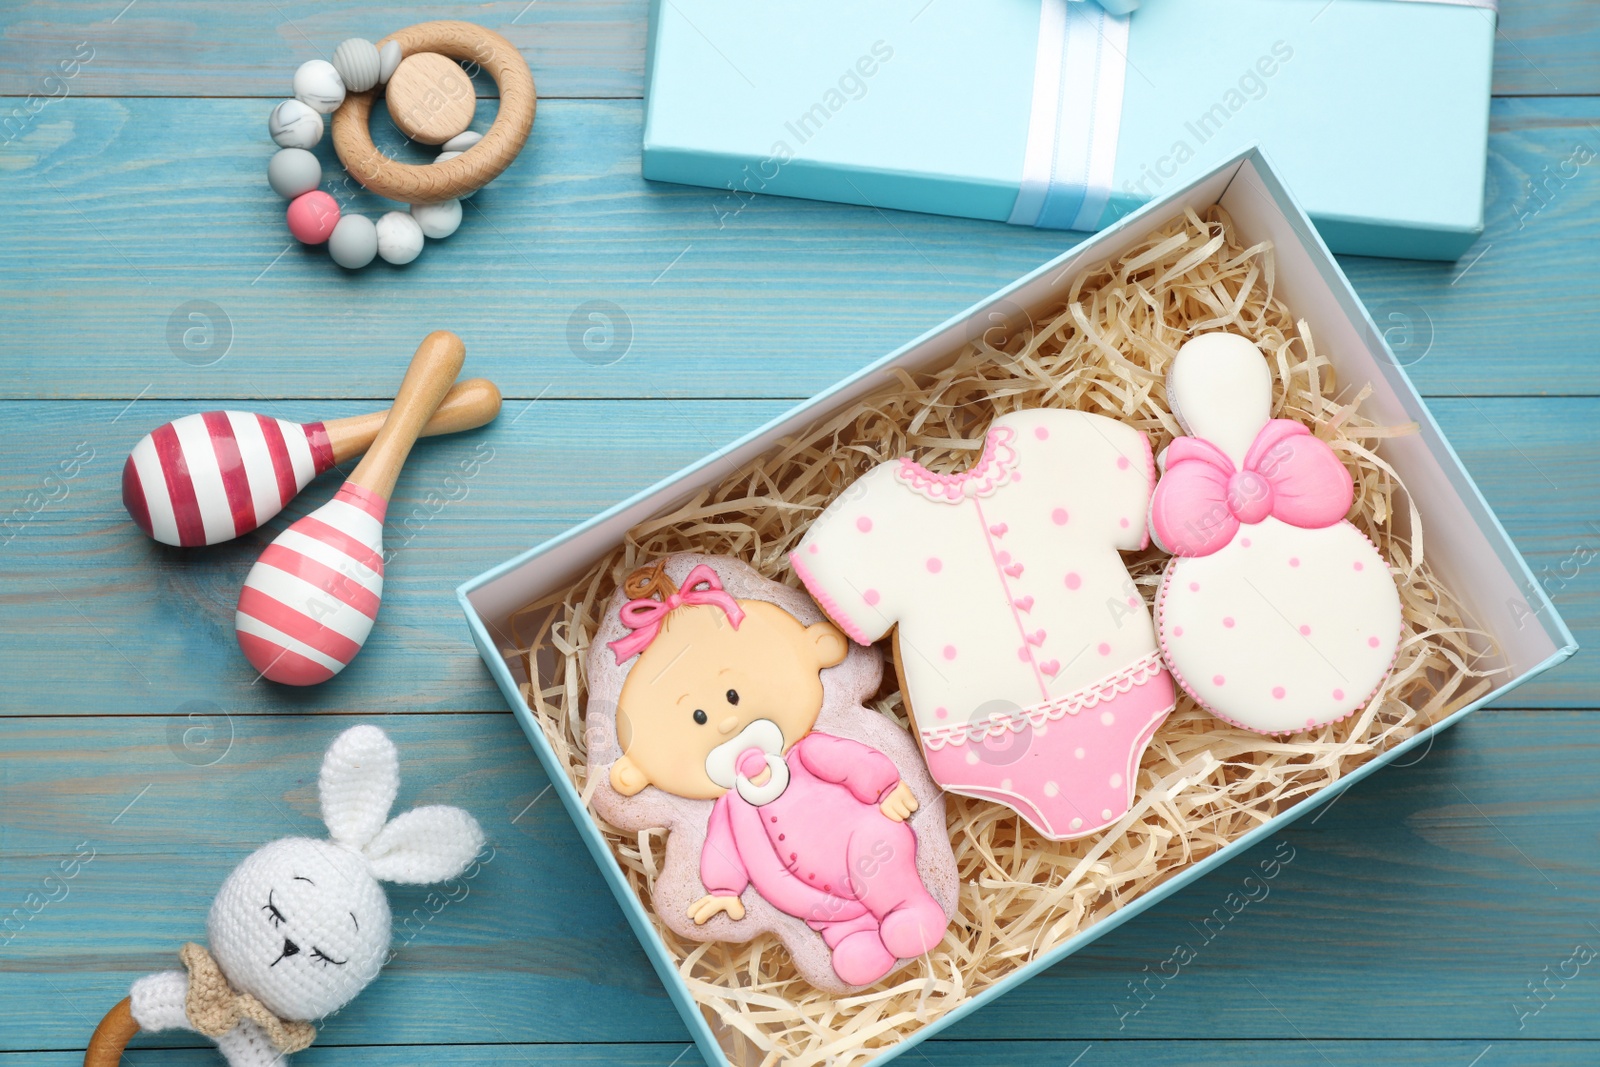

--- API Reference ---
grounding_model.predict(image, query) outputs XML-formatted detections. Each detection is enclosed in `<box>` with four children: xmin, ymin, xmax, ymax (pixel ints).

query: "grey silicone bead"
<box><xmin>332</xmin><ymin>38</ymin><xmax>381</xmax><ymax>93</ymax></box>
<box><xmin>377</xmin><ymin>41</ymin><xmax>403</xmax><ymax>85</ymax></box>
<box><xmin>268</xmin><ymin>148</ymin><xmax>322</xmax><ymax>199</ymax></box>
<box><xmin>328</xmin><ymin>213</ymin><xmax>379</xmax><ymax>269</ymax></box>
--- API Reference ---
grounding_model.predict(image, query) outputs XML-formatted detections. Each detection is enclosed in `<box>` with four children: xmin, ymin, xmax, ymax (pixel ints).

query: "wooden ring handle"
<box><xmin>331</xmin><ymin>21</ymin><xmax>536</xmax><ymax>205</ymax></box>
<box><xmin>84</xmin><ymin>997</ymin><xmax>139</xmax><ymax>1067</ymax></box>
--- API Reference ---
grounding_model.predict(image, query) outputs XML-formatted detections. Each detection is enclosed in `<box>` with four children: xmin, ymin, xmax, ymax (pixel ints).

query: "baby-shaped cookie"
<box><xmin>585</xmin><ymin>554</ymin><xmax>957</xmax><ymax>992</ymax></box>
<box><xmin>1149</xmin><ymin>333</ymin><xmax>1403</xmax><ymax>734</ymax></box>
<box><xmin>791</xmin><ymin>409</ymin><xmax>1177</xmax><ymax>841</ymax></box>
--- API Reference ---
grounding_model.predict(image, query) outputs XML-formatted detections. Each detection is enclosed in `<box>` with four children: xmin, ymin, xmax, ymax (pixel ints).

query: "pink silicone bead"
<box><xmin>286</xmin><ymin>190</ymin><xmax>340</xmax><ymax>244</ymax></box>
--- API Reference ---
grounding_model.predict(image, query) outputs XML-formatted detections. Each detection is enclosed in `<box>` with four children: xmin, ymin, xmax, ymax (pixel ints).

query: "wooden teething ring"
<box><xmin>83</xmin><ymin>997</ymin><xmax>139</xmax><ymax>1067</ymax></box>
<box><xmin>332</xmin><ymin>21</ymin><xmax>535</xmax><ymax>205</ymax></box>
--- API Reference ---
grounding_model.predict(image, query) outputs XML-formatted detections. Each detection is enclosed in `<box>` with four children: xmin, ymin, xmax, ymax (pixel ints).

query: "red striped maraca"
<box><xmin>235</xmin><ymin>331</ymin><xmax>467</xmax><ymax>685</ymax></box>
<box><xmin>122</xmin><ymin>378</ymin><xmax>500</xmax><ymax>547</ymax></box>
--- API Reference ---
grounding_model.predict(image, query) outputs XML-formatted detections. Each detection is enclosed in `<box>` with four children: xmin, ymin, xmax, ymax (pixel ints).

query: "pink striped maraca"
<box><xmin>235</xmin><ymin>331</ymin><xmax>467</xmax><ymax>685</ymax></box>
<box><xmin>122</xmin><ymin>378</ymin><xmax>501</xmax><ymax>547</ymax></box>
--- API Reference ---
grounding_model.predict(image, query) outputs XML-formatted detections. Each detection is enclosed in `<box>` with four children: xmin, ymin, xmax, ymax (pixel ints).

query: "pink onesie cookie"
<box><xmin>1149</xmin><ymin>333</ymin><xmax>1403</xmax><ymax>734</ymax></box>
<box><xmin>584</xmin><ymin>554</ymin><xmax>957</xmax><ymax>993</ymax></box>
<box><xmin>791</xmin><ymin>409</ymin><xmax>1177</xmax><ymax>841</ymax></box>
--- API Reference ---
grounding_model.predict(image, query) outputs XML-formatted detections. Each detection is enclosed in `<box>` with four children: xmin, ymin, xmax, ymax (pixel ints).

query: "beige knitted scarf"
<box><xmin>179</xmin><ymin>943</ymin><xmax>317</xmax><ymax>1054</ymax></box>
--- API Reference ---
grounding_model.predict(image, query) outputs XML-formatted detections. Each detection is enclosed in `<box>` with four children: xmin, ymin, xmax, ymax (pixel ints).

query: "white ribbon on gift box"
<box><xmin>1009</xmin><ymin>0</ymin><xmax>1499</xmax><ymax>231</ymax></box>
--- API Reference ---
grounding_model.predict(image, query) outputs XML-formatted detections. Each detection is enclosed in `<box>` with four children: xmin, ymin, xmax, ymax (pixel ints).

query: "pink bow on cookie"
<box><xmin>1150</xmin><ymin>420</ymin><xmax>1353</xmax><ymax>557</ymax></box>
<box><xmin>608</xmin><ymin>564</ymin><xmax>745</xmax><ymax>663</ymax></box>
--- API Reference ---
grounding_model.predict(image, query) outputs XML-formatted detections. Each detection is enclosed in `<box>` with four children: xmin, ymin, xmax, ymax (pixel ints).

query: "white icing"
<box><xmin>1158</xmin><ymin>518</ymin><xmax>1400</xmax><ymax>733</ymax></box>
<box><xmin>1167</xmin><ymin>333</ymin><xmax>1270</xmax><ymax>466</ymax></box>
<box><xmin>703</xmin><ymin>718</ymin><xmax>790</xmax><ymax>806</ymax></box>
<box><xmin>1155</xmin><ymin>333</ymin><xmax>1403</xmax><ymax>734</ymax></box>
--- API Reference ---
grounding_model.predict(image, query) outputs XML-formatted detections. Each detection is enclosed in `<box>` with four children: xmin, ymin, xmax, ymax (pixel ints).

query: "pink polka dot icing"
<box><xmin>1289</xmin><ymin>557</ymin><xmax>1300</xmax><ymax>567</ymax></box>
<box><xmin>1240</xmin><ymin>537</ymin><xmax>1251</xmax><ymax>548</ymax></box>
<box><xmin>1189</xmin><ymin>581</ymin><xmax>1200</xmax><ymax>592</ymax></box>
<box><xmin>1353</xmin><ymin>561</ymin><xmax>1364</xmax><ymax>571</ymax></box>
<box><xmin>1097</xmin><ymin>642</ymin><xmax>1111</xmax><ymax>656</ymax></box>
<box><xmin>1272</xmin><ymin>686</ymin><xmax>1285</xmax><ymax>699</ymax></box>
<box><xmin>1126</xmin><ymin>596</ymin><xmax>1139</xmax><ymax>607</ymax></box>
<box><xmin>856</xmin><ymin>516</ymin><xmax>873</xmax><ymax>532</ymax></box>
<box><xmin>1035</xmin><ymin>426</ymin><xmax>1049</xmax><ymax>440</ymax></box>
<box><xmin>807</xmin><ymin>543</ymin><xmax>818</xmax><ymax>554</ymax></box>
<box><xmin>1064</xmin><ymin>572</ymin><xmax>1082</xmax><ymax>590</ymax></box>
<box><xmin>926</xmin><ymin>557</ymin><xmax>942</xmax><ymax>573</ymax></box>
<box><xmin>1223</xmin><ymin>617</ymin><xmax>1235</xmax><ymax>628</ymax></box>
<box><xmin>1299</xmin><ymin>624</ymin><xmax>1311</xmax><ymax>636</ymax></box>
<box><xmin>1052</xmin><ymin>508</ymin><xmax>1069</xmax><ymax>525</ymax></box>
<box><xmin>934</xmin><ymin>706</ymin><xmax>949</xmax><ymax>720</ymax></box>
<box><xmin>863</xmin><ymin>589</ymin><xmax>880</xmax><ymax>606</ymax></box>
<box><xmin>942</xmin><ymin>645</ymin><xmax>957</xmax><ymax>660</ymax></box>
<box><xmin>1332</xmin><ymin>688</ymin><xmax>1345</xmax><ymax>700</ymax></box>
<box><xmin>1213</xmin><ymin>674</ymin><xmax>1226</xmax><ymax>686</ymax></box>
<box><xmin>1173</xmin><ymin>626</ymin><xmax>1183</xmax><ymax>637</ymax></box>
<box><xmin>1119</xmin><ymin>517</ymin><xmax>1130</xmax><ymax>528</ymax></box>
<box><xmin>1368</xmin><ymin>636</ymin><xmax>1380</xmax><ymax>648</ymax></box>
<box><xmin>1117</xmin><ymin>456</ymin><xmax>1130</xmax><ymax>470</ymax></box>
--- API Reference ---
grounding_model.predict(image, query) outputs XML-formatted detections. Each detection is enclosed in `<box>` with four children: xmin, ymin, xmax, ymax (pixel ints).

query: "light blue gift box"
<box><xmin>457</xmin><ymin>145</ymin><xmax>1572</xmax><ymax>1067</ymax></box>
<box><xmin>641</xmin><ymin>0</ymin><xmax>1496</xmax><ymax>260</ymax></box>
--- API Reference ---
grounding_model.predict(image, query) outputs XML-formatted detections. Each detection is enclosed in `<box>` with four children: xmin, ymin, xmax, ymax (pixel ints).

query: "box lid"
<box><xmin>642</xmin><ymin>0</ymin><xmax>1495</xmax><ymax>260</ymax></box>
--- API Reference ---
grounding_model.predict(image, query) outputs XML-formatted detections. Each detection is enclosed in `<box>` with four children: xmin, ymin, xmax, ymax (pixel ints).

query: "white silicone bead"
<box><xmin>440</xmin><ymin>130</ymin><xmax>482</xmax><ymax>153</ymax></box>
<box><xmin>410</xmin><ymin>200</ymin><xmax>463</xmax><ymax>239</ymax></box>
<box><xmin>293</xmin><ymin>59</ymin><xmax>345</xmax><ymax>114</ymax></box>
<box><xmin>267</xmin><ymin>148</ymin><xmax>322</xmax><ymax>199</ymax></box>
<box><xmin>331</xmin><ymin>38</ymin><xmax>381</xmax><ymax>93</ymax></box>
<box><xmin>268</xmin><ymin>99</ymin><xmax>323</xmax><ymax>150</ymax></box>
<box><xmin>375</xmin><ymin>210</ymin><xmax>424</xmax><ymax>265</ymax></box>
<box><xmin>328</xmin><ymin>213</ymin><xmax>379</xmax><ymax>269</ymax></box>
<box><xmin>377</xmin><ymin>41</ymin><xmax>403</xmax><ymax>85</ymax></box>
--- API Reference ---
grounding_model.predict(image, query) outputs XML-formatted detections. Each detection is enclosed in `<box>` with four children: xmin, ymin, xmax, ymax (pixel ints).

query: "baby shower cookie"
<box><xmin>791</xmin><ymin>410</ymin><xmax>1177</xmax><ymax>841</ymax></box>
<box><xmin>585</xmin><ymin>554</ymin><xmax>957</xmax><ymax>993</ymax></box>
<box><xmin>1149</xmin><ymin>333</ymin><xmax>1403</xmax><ymax>734</ymax></box>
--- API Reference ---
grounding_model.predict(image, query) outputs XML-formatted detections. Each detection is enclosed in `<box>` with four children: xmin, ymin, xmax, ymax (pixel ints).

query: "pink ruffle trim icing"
<box><xmin>894</xmin><ymin>426</ymin><xmax>1018</xmax><ymax>504</ymax></box>
<box><xmin>919</xmin><ymin>651</ymin><xmax>1166</xmax><ymax>750</ymax></box>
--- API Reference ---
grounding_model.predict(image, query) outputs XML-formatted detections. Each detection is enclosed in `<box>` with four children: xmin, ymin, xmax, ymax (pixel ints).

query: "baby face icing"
<box><xmin>609</xmin><ymin>599</ymin><xmax>849</xmax><ymax>800</ymax></box>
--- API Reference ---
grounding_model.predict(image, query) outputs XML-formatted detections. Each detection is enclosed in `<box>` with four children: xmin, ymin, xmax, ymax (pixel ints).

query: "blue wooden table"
<box><xmin>1</xmin><ymin>2</ymin><xmax>1596</xmax><ymax>1064</ymax></box>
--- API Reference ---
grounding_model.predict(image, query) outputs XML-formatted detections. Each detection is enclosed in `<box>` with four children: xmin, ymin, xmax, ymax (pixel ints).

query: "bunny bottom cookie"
<box><xmin>88</xmin><ymin>725</ymin><xmax>484</xmax><ymax>1067</ymax></box>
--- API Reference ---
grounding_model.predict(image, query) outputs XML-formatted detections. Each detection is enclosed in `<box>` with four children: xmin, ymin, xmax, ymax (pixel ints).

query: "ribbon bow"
<box><xmin>1149</xmin><ymin>420</ymin><xmax>1353</xmax><ymax>557</ymax></box>
<box><xmin>179</xmin><ymin>942</ymin><xmax>316</xmax><ymax>1054</ymax></box>
<box><xmin>608</xmin><ymin>564</ymin><xmax>745</xmax><ymax>664</ymax></box>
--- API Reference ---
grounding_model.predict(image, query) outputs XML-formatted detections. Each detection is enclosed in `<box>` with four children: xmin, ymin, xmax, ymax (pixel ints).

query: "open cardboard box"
<box><xmin>457</xmin><ymin>147</ymin><xmax>1577</xmax><ymax>1066</ymax></box>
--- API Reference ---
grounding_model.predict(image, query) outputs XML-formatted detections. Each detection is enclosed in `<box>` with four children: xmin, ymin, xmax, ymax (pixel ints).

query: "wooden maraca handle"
<box><xmin>324</xmin><ymin>377</ymin><xmax>501</xmax><ymax>464</ymax></box>
<box><xmin>348</xmin><ymin>331</ymin><xmax>467</xmax><ymax>502</ymax></box>
<box><xmin>83</xmin><ymin>997</ymin><xmax>139</xmax><ymax>1067</ymax></box>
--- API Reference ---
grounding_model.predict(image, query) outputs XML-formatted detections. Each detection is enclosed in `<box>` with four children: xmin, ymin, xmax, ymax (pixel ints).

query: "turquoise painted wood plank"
<box><xmin>9</xmin><ymin>1042</ymin><xmax>1600</xmax><ymax>1067</ymax></box>
<box><xmin>0</xmin><ymin>0</ymin><xmax>1590</xmax><ymax>100</ymax></box>
<box><xmin>0</xmin><ymin>396</ymin><xmax>1588</xmax><ymax>714</ymax></box>
<box><xmin>1</xmin><ymin>96</ymin><xmax>1598</xmax><ymax>400</ymax></box>
<box><xmin>4</xmin><ymin>709</ymin><xmax>1599</xmax><ymax>1051</ymax></box>
<box><xmin>0</xmin><ymin>1</ymin><xmax>646</xmax><ymax>99</ymax></box>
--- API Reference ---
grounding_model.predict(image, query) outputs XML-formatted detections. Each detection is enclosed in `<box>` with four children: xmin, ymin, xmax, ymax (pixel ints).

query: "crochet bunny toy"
<box><xmin>84</xmin><ymin>725</ymin><xmax>484</xmax><ymax>1067</ymax></box>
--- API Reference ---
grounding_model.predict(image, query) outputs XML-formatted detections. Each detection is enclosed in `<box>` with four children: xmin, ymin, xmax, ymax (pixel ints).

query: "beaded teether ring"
<box><xmin>264</xmin><ymin>21</ymin><xmax>536</xmax><ymax>269</ymax></box>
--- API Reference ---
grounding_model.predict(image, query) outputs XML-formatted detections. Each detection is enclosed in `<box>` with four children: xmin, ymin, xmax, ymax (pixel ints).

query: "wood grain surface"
<box><xmin>0</xmin><ymin>1</ymin><xmax>1594</xmax><ymax>1065</ymax></box>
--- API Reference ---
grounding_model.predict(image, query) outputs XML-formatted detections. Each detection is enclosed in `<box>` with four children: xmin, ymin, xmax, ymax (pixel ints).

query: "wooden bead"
<box><xmin>385</xmin><ymin>52</ymin><xmax>476</xmax><ymax>145</ymax></box>
<box><xmin>332</xmin><ymin>21</ymin><xmax>535</xmax><ymax>204</ymax></box>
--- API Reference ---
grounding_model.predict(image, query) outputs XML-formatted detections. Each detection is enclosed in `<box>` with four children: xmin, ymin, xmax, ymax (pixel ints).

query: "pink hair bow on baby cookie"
<box><xmin>1150</xmin><ymin>420</ymin><xmax>1354</xmax><ymax>557</ymax></box>
<box><xmin>608</xmin><ymin>564</ymin><xmax>745</xmax><ymax>663</ymax></box>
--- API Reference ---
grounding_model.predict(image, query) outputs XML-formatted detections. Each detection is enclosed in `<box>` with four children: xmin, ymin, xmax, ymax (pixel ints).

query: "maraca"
<box><xmin>122</xmin><ymin>378</ymin><xmax>500</xmax><ymax>547</ymax></box>
<box><xmin>235</xmin><ymin>331</ymin><xmax>466</xmax><ymax>685</ymax></box>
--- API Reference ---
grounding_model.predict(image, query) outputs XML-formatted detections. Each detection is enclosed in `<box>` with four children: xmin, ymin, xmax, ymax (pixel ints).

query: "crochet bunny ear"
<box><xmin>318</xmin><ymin>724</ymin><xmax>399</xmax><ymax>850</ymax></box>
<box><xmin>362</xmin><ymin>806</ymin><xmax>484</xmax><ymax>884</ymax></box>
